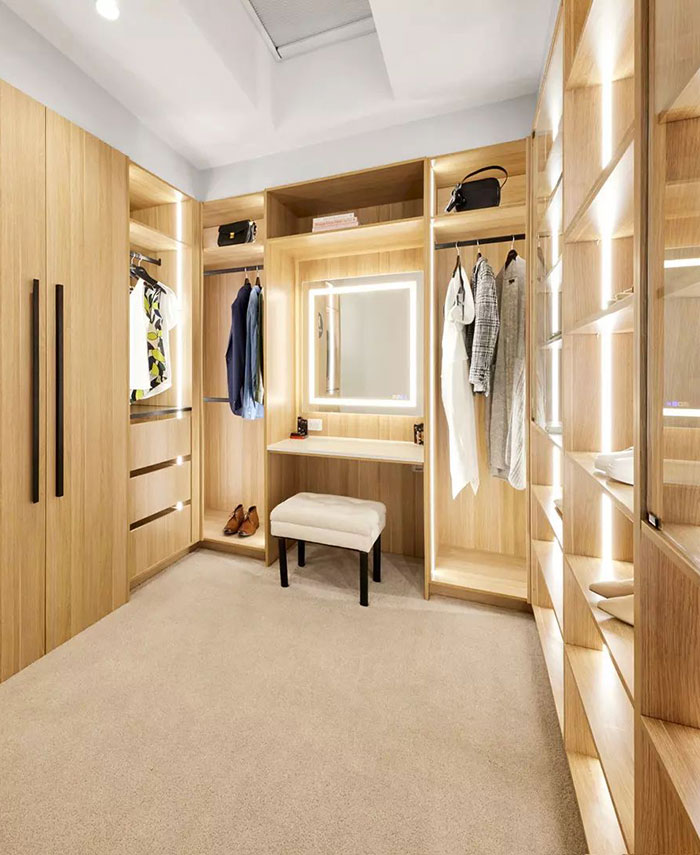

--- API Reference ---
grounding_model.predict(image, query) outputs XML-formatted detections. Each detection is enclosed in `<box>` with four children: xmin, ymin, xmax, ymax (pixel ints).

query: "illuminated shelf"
<box><xmin>566</xmin><ymin>554</ymin><xmax>635</xmax><ymax>700</ymax></box>
<box><xmin>567</xmin><ymin>0</ymin><xmax>635</xmax><ymax>88</ymax></box>
<box><xmin>533</xmin><ymin>540</ymin><xmax>563</xmax><ymax>631</ymax></box>
<box><xmin>533</xmin><ymin>604</ymin><xmax>564</xmax><ymax>730</ymax></box>
<box><xmin>129</xmin><ymin>219</ymin><xmax>184</xmax><ymax>253</ymax></box>
<box><xmin>267</xmin><ymin>436</ymin><xmax>423</xmax><ymax>466</ymax></box>
<box><xmin>567</xmin><ymin>752</ymin><xmax>627</xmax><ymax>855</ymax></box>
<box><xmin>203</xmin><ymin>241</ymin><xmax>264</xmax><ymax>272</ymax></box>
<box><xmin>202</xmin><ymin>508</ymin><xmax>265</xmax><ymax>558</ymax></box>
<box><xmin>538</xmin><ymin>256</ymin><xmax>562</xmax><ymax>294</ymax></box>
<box><xmin>539</xmin><ymin>130</ymin><xmax>563</xmax><ymax>197</ymax></box>
<box><xmin>433</xmin><ymin>205</ymin><xmax>527</xmax><ymax>244</ymax></box>
<box><xmin>568</xmin><ymin>451</ymin><xmax>634</xmax><ymax>521</ymax></box>
<box><xmin>663</xmin><ymin>523</ymin><xmax>700</xmax><ymax>573</ymax></box>
<box><xmin>568</xmin><ymin>293</ymin><xmax>635</xmax><ymax>335</ymax></box>
<box><xmin>537</xmin><ymin>176</ymin><xmax>563</xmax><ymax>238</ymax></box>
<box><xmin>566</xmin><ymin>644</ymin><xmax>635</xmax><ymax>851</ymax></box>
<box><xmin>541</xmin><ymin>332</ymin><xmax>562</xmax><ymax>349</ymax></box>
<box><xmin>565</xmin><ymin>128</ymin><xmax>634</xmax><ymax>242</ymax></box>
<box><xmin>432</xmin><ymin>546</ymin><xmax>527</xmax><ymax>604</ymax></box>
<box><xmin>532</xmin><ymin>485</ymin><xmax>563</xmax><ymax>547</ymax></box>
<box><xmin>531</xmin><ymin>420</ymin><xmax>563</xmax><ymax>449</ymax></box>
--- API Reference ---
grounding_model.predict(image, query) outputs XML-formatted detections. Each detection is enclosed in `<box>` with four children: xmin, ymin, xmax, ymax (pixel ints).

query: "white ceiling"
<box><xmin>3</xmin><ymin>0</ymin><xmax>558</xmax><ymax>171</ymax></box>
<box><xmin>247</xmin><ymin>0</ymin><xmax>373</xmax><ymax>48</ymax></box>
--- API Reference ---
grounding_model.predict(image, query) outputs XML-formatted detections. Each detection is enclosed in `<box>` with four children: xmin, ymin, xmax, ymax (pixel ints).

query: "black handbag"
<box><xmin>217</xmin><ymin>219</ymin><xmax>257</xmax><ymax>247</ymax></box>
<box><xmin>445</xmin><ymin>166</ymin><xmax>508</xmax><ymax>213</ymax></box>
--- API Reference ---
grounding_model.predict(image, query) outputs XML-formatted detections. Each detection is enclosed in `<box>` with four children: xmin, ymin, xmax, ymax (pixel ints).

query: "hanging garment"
<box><xmin>130</xmin><ymin>279</ymin><xmax>179</xmax><ymax>402</ymax></box>
<box><xmin>255</xmin><ymin>284</ymin><xmax>264</xmax><ymax>407</ymax></box>
<box><xmin>226</xmin><ymin>279</ymin><xmax>252</xmax><ymax>416</ymax></box>
<box><xmin>441</xmin><ymin>259</ymin><xmax>479</xmax><ymax>498</ymax></box>
<box><xmin>242</xmin><ymin>279</ymin><xmax>264</xmax><ymax>420</ymax></box>
<box><xmin>466</xmin><ymin>255</ymin><xmax>500</xmax><ymax>395</ymax></box>
<box><xmin>487</xmin><ymin>255</ymin><xmax>527</xmax><ymax>490</ymax></box>
<box><xmin>129</xmin><ymin>278</ymin><xmax>150</xmax><ymax>391</ymax></box>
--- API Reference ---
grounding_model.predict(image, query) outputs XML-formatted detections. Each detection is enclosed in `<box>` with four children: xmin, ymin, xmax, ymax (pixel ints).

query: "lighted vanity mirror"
<box><xmin>303</xmin><ymin>271</ymin><xmax>424</xmax><ymax>416</ymax></box>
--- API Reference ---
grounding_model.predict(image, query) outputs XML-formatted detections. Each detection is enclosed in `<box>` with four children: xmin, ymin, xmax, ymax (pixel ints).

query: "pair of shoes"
<box><xmin>594</xmin><ymin>447</ymin><xmax>634</xmax><ymax>486</ymax></box>
<box><xmin>223</xmin><ymin>505</ymin><xmax>260</xmax><ymax>537</ymax></box>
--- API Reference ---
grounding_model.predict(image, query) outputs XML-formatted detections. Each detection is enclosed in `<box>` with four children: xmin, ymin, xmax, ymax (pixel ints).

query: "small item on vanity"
<box><xmin>217</xmin><ymin>219</ymin><xmax>257</xmax><ymax>247</ymax></box>
<box><xmin>589</xmin><ymin>578</ymin><xmax>634</xmax><ymax>598</ymax></box>
<box><xmin>296</xmin><ymin>417</ymin><xmax>308</xmax><ymax>436</ymax></box>
<box><xmin>223</xmin><ymin>504</ymin><xmax>245</xmax><ymax>536</ymax></box>
<box><xmin>289</xmin><ymin>433</ymin><xmax>307</xmax><ymax>439</ymax></box>
<box><xmin>413</xmin><ymin>422</ymin><xmax>424</xmax><ymax>445</ymax></box>
<box><xmin>238</xmin><ymin>506</ymin><xmax>260</xmax><ymax>538</ymax></box>
<box><xmin>598</xmin><ymin>594</ymin><xmax>635</xmax><ymax>626</ymax></box>
<box><xmin>445</xmin><ymin>165</ymin><xmax>508</xmax><ymax>213</ymax></box>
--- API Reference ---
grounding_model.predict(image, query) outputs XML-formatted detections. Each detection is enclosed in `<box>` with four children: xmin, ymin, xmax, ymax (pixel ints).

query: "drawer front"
<box><xmin>129</xmin><ymin>461</ymin><xmax>191</xmax><ymax>525</ymax></box>
<box><xmin>129</xmin><ymin>505</ymin><xmax>192</xmax><ymax>581</ymax></box>
<box><xmin>130</xmin><ymin>413</ymin><xmax>191</xmax><ymax>472</ymax></box>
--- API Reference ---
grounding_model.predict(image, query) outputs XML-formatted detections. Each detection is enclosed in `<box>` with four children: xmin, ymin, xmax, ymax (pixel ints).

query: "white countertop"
<box><xmin>267</xmin><ymin>435</ymin><xmax>424</xmax><ymax>466</ymax></box>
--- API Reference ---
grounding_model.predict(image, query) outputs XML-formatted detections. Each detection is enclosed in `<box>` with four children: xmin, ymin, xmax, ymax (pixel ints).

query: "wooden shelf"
<box><xmin>538</xmin><ymin>176</ymin><xmax>563</xmax><ymax>237</ymax></box>
<box><xmin>540</xmin><ymin>130</ymin><xmax>563</xmax><ymax>198</ymax></box>
<box><xmin>567</xmin><ymin>0</ymin><xmax>635</xmax><ymax>88</ymax></box>
<box><xmin>663</xmin><ymin>523</ymin><xmax>700</xmax><ymax>573</ymax></box>
<box><xmin>567</xmin><ymin>752</ymin><xmax>628</xmax><ymax>855</ymax></box>
<box><xmin>660</xmin><ymin>67</ymin><xmax>700</xmax><ymax>123</ymax></box>
<box><xmin>538</xmin><ymin>256</ymin><xmax>562</xmax><ymax>294</ymax></box>
<box><xmin>533</xmin><ymin>540</ymin><xmax>563</xmax><ymax>631</ymax></box>
<box><xmin>203</xmin><ymin>241</ymin><xmax>264</xmax><ymax>272</ymax></box>
<box><xmin>566</xmin><ymin>644</ymin><xmax>635</xmax><ymax>850</ymax></box>
<box><xmin>432</xmin><ymin>205</ymin><xmax>527</xmax><ymax>244</ymax></box>
<box><xmin>202</xmin><ymin>508</ymin><xmax>265</xmax><ymax>558</ymax></box>
<box><xmin>267</xmin><ymin>217</ymin><xmax>423</xmax><ymax>261</ymax></box>
<box><xmin>568</xmin><ymin>451</ymin><xmax>634</xmax><ymax>521</ymax></box>
<box><xmin>202</xmin><ymin>193</ymin><xmax>265</xmax><ymax>229</ymax></box>
<box><xmin>642</xmin><ymin>716</ymin><xmax>700</xmax><ymax>838</ymax></box>
<box><xmin>533</xmin><ymin>604</ymin><xmax>564</xmax><ymax>730</ymax></box>
<box><xmin>565</xmin><ymin>128</ymin><xmax>634</xmax><ymax>242</ymax></box>
<box><xmin>566</xmin><ymin>554</ymin><xmax>635</xmax><ymax>700</ymax></box>
<box><xmin>267</xmin><ymin>435</ymin><xmax>423</xmax><ymax>466</ymax></box>
<box><xmin>432</xmin><ymin>546</ymin><xmax>527</xmax><ymax>604</ymax></box>
<box><xmin>532</xmin><ymin>485</ymin><xmax>563</xmax><ymax>547</ymax></box>
<box><xmin>531</xmin><ymin>420</ymin><xmax>563</xmax><ymax>449</ymax></box>
<box><xmin>542</xmin><ymin>332</ymin><xmax>562</xmax><ymax>349</ymax></box>
<box><xmin>568</xmin><ymin>293</ymin><xmax>635</xmax><ymax>335</ymax></box>
<box><xmin>129</xmin><ymin>163</ymin><xmax>187</xmax><ymax>210</ymax></box>
<box><xmin>129</xmin><ymin>219</ymin><xmax>184</xmax><ymax>253</ymax></box>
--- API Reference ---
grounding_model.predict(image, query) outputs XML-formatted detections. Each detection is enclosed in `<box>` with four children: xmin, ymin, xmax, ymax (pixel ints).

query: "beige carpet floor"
<box><xmin>0</xmin><ymin>547</ymin><xmax>586</xmax><ymax>855</ymax></box>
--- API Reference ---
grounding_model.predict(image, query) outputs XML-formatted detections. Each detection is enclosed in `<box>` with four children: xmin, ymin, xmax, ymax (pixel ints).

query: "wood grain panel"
<box><xmin>129</xmin><ymin>506</ymin><xmax>192</xmax><ymax>583</ymax></box>
<box><xmin>129</xmin><ymin>462</ymin><xmax>191</xmax><ymax>525</ymax></box>
<box><xmin>202</xmin><ymin>193</ymin><xmax>265</xmax><ymax>229</ymax></box>
<box><xmin>130</xmin><ymin>413</ymin><xmax>191</xmax><ymax>471</ymax></box>
<box><xmin>45</xmin><ymin>111</ymin><xmax>129</xmax><ymax>653</ymax></box>
<box><xmin>0</xmin><ymin>81</ymin><xmax>47</xmax><ymax>680</ymax></box>
<box><xmin>654</xmin><ymin>0</ymin><xmax>700</xmax><ymax>119</ymax></box>
<box><xmin>129</xmin><ymin>162</ymin><xmax>187</xmax><ymax>211</ymax></box>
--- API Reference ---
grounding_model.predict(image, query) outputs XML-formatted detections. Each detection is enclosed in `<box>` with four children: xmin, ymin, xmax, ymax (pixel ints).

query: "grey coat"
<box><xmin>466</xmin><ymin>256</ymin><xmax>500</xmax><ymax>396</ymax></box>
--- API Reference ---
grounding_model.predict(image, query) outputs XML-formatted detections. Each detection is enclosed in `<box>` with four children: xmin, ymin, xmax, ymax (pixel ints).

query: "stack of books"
<box><xmin>312</xmin><ymin>212</ymin><xmax>359</xmax><ymax>232</ymax></box>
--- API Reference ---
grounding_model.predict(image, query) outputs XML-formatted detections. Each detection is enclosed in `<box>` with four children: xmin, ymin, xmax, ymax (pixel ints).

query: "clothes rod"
<box><xmin>130</xmin><ymin>250</ymin><xmax>162</xmax><ymax>267</ymax></box>
<box><xmin>204</xmin><ymin>264</ymin><xmax>264</xmax><ymax>277</ymax></box>
<box><xmin>434</xmin><ymin>233</ymin><xmax>526</xmax><ymax>251</ymax></box>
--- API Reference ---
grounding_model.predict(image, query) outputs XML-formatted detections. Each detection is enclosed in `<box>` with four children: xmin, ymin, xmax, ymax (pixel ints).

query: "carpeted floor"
<box><xmin>0</xmin><ymin>547</ymin><xmax>586</xmax><ymax>855</ymax></box>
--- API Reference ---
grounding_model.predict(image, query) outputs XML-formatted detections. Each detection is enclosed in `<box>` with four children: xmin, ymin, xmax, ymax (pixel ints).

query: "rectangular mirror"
<box><xmin>303</xmin><ymin>272</ymin><xmax>423</xmax><ymax>415</ymax></box>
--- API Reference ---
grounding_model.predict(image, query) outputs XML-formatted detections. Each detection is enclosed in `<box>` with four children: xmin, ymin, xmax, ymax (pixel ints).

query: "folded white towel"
<box><xmin>608</xmin><ymin>455</ymin><xmax>634</xmax><ymax>485</ymax></box>
<box><xmin>594</xmin><ymin>447</ymin><xmax>633</xmax><ymax>472</ymax></box>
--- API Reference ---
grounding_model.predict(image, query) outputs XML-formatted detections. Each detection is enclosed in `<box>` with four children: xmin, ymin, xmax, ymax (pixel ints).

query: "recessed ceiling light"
<box><xmin>95</xmin><ymin>0</ymin><xmax>120</xmax><ymax>21</ymax></box>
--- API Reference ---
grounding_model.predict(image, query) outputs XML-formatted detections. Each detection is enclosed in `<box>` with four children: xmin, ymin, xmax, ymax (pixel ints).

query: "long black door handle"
<box><xmin>55</xmin><ymin>284</ymin><xmax>64</xmax><ymax>497</ymax></box>
<box><xmin>31</xmin><ymin>279</ymin><xmax>40</xmax><ymax>504</ymax></box>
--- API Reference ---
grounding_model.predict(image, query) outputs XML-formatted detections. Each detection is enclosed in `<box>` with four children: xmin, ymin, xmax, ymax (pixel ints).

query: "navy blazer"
<box><xmin>226</xmin><ymin>280</ymin><xmax>252</xmax><ymax>415</ymax></box>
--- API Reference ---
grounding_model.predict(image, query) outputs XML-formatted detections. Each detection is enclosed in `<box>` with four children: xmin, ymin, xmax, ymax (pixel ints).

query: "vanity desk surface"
<box><xmin>267</xmin><ymin>436</ymin><xmax>424</xmax><ymax>466</ymax></box>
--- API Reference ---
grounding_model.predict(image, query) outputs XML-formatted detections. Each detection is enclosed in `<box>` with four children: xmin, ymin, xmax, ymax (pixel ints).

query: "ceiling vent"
<box><xmin>241</xmin><ymin>0</ymin><xmax>375</xmax><ymax>60</ymax></box>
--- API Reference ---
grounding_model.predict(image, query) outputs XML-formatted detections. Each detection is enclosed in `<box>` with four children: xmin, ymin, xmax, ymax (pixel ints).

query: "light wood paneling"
<box><xmin>433</xmin><ymin>546</ymin><xmax>527</xmax><ymax>602</ymax></box>
<box><xmin>202</xmin><ymin>508</ymin><xmax>265</xmax><ymax>559</ymax></box>
<box><xmin>267</xmin><ymin>218</ymin><xmax>423</xmax><ymax>261</ymax></box>
<box><xmin>568</xmin><ymin>752</ymin><xmax>627</xmax><ymax>854</ymax></box>
<box><xmin>202</xmin><ymin>193</ymin><xmax>265</xmax><ymax>229</ymax></box>
<box><xmin>130</xmin><ymin>413</ymin><xmax>191</xmax><ymax>472</ymax></box>
<box><xmin>129</xmin><ymin>162</ymin><xmax>186</xmax><ymax>211</ymax></box>
<box><xmin>45</xmin><ymin>111</ymin><xmax>129</xmax><ymax>652</ymax></box>
<box><xmin>533</xmin><ymin>604</ymin><xmax>565</xmax><ymax>727</ymax></box>
<box><xmin>432</xmin><ymin>139</ymin><xmax>528</xmax><ymax>191</ymax></box>
<box><xmin>0</xmin><ymin>81</ymin><xmax>47</xmax><ymax>680</ymax></box>
<box><xmin>129</xmin><ymin>462</ymin><xmax>191</xmax><ymax>525</ymax></box>
<box><xmin>567</xmin><ymin>0</ymin><xmax>635</xmax><ymax>87</ymax></box>
<box><xmin>129</xmin><ymin>506</ymin><xmax>192</xmax><ymax>583</ymax></box>
<box><xmin>655</xmin><ymin>0</ymin><xmax>700</xmax><ymax>120</ymax></box>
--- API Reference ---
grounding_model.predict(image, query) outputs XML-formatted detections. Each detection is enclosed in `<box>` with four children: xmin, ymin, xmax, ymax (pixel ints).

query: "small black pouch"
<box><xmin>217</xmin><ymin>219</ymin><xmax>257</xmax><ymax>247</ymax></box>
<box><xmin>445</xmin><ymin>166</ymin><xmax>508</xmax><ymax>213</ymax></box>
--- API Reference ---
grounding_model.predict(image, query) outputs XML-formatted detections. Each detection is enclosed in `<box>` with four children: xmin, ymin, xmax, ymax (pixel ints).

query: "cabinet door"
<box><xmin>45</xmin><ymin>112</ymin><xmax>129</xmax><ymax>649</ymax></box>
<box><xmin>0</xmin><ymin>82</ymin><xmax>47</xmax><ymax>680</ymax></box>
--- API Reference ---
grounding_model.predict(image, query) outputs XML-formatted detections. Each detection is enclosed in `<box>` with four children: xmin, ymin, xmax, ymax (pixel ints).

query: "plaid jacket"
<box><xmin>466</xmin><ymin>256</ymin><xmax>500</xmax><ymax>395</ymax></box>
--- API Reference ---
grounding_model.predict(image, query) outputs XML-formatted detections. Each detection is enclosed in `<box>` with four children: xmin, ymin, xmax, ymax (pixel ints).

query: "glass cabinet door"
<box><xmin>647</xmin><ymin>1</ymin><xmax>700</xmax><ymax>568</ymax></box>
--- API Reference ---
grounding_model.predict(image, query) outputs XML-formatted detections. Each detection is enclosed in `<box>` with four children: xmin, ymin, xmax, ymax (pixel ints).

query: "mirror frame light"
<box><xmin>307</xmin><ymin>278</ymin><xmax>419</xmax><ymax>409</ymax></box>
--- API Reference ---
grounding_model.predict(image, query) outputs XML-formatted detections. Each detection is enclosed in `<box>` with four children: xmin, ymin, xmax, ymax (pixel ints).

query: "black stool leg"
<box><xmin>373</xmin><ymin>535</ymin><xmax>382</xmax><ymax>583</ymax></box>
<box><xmin>298</xmin><ymin>540</ymin><xmax>306</xmax><ymax>567</ymax></box>
<box><xmin>279</xmin><ymin>538</ymin><xmax>289</xmax><ymax>587</ymax></box>
<box><xmin>359</xmin><ymin>551</ymin><xmax>369</xmax><ymax>606</ymax></box>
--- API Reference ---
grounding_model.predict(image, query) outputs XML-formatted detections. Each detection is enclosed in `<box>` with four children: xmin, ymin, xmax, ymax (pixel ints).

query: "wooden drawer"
<box><xmin>129</xmin><ymin>505</ymin><xmax>192</xmax><ymax>582</ymax></box>
<box><xmin>130</xmin><ymin>413</ymin><xmax>191</xmax><ymax>472</ymax></box>
<box><xmin>129</xmin><ymin>461</ymin><xmax>191</xmax><ymax>524</ymax></box>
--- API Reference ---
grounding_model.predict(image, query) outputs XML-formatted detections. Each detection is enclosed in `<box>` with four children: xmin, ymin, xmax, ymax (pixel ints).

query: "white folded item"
<box><xmin>598</xmin><ymin>594</ymin><xmax>634</xmax><ymax>626</ymax></box>
<box><xmin>589</xmin><ymin>578</ymin><xmax>634</xmax><ymax>598</ymax></box>
<box><xmin>594</xmin><ymin>447</ymin><xmax>633</xmax><ymax>471</ymax></box>
<box><xmin>607</xmin><ymin>455</ymin><xmax>634</xmax><ymax>485</ymax></box>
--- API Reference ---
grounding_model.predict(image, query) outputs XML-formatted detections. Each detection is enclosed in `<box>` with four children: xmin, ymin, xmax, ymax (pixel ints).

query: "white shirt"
<box><xmin>129</xmin><ymin>279</ymin><xmax>150</xmax><ymax>391</ymax></box>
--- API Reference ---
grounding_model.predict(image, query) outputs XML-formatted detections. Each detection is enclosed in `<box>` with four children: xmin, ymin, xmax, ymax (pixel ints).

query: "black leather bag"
<box><xmin>217</xmin><ymin>219</ymin><xmax>257</xmax><ymax>247</ymax></box>
<box><xmin>445</xmin><ymin>166</ymin><xmax>508</xmax><ymax>213</ymax></box>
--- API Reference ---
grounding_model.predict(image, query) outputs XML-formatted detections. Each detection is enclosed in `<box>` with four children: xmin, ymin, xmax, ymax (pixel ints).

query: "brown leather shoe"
<box><xmin>223</xmin><ymin>504</ymin><xmax>244</xmax><ymax>536</ymax></box>
<box><xmin>238</xmin><ymin>506</ymin><xmax>259</xmax><ymax>538</ymax></box>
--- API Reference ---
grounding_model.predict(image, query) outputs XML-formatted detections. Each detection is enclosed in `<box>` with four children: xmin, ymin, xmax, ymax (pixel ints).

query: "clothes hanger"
<box><xmin>130</xmin><ymin>263</ymin><xmax>160</xmax><ymax>288</ymax></box>
<box><xmin>505</xmin><ymin>235</ymin><xmax>518</xmax><ymax>268</ymax></box>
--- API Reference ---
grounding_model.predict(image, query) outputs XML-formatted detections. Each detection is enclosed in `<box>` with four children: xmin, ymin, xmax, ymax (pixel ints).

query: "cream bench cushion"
<box><xmin>270</xmin><ymin>492</ymin><xmax>386</xmax><ymax>553</ymax></box>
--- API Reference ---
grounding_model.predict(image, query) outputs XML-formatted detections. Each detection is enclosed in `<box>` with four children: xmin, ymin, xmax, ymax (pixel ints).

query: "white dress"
<box><xmin>441</xmin><ymin>262</ymin><xmax>479</xmax><ymax>498</ymax></box>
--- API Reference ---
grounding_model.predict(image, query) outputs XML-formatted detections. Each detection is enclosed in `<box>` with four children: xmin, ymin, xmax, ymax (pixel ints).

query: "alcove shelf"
<box><xmin>203</xmin><ymin>241</ymin><xmax>264</xmax><ymax>272</ymax></box>
<box><xmin>129</xmin><ymin>218</ymin><xmax>185</xmax><ymax>253</ymax></box>
<box><xmin>202</xmin><ymin>509</ymin><xmax>265</xmax><ymax>557</ymax></box>
<box><xmin>267</xmin><ymin>436</ymin><xmax>424</xmax><ymax>466</ymax></box>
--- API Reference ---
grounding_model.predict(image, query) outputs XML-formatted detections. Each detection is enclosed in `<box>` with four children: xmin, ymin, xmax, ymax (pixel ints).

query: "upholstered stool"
<box><xmin>270</xmin><ymin>492</ymin><xmax>386</xmax><ymax>606</ymax></box>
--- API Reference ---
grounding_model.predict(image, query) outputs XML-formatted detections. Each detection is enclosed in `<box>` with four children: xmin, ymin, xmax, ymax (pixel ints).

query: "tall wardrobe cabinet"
<box><xmin>0</xmin><ymin>81</ymin><xmax>128</xmax><ymax>682</ymax></box>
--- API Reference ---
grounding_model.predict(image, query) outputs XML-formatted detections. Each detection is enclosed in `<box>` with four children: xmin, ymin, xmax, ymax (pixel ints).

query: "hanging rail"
<box><xmin>434</xmin><ymin>232</ymin><xmax>526</xmax><ymax>251</ymax></box>
<box><xmin>130</xmin><ymin>250</ymin><xmax>162</xmax><ymax>267</ymax></box>
<box><xmin>204</xmin><ymin>264</ymin><xmax>264</xmax><ymax>277</ymax></box>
